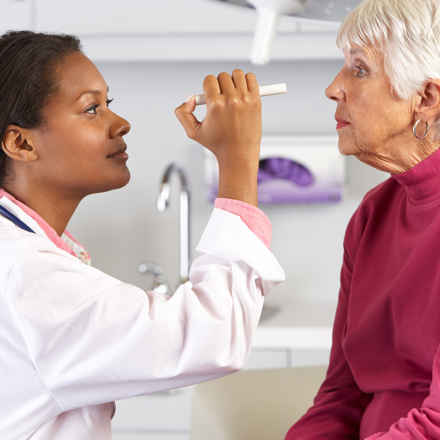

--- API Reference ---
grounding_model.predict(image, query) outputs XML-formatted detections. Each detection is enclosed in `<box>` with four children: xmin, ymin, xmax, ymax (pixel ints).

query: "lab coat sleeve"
<box><xmin>364</xmin><ymin>346</ymin><xmax>440</xmax><ymax>439</ymax></box>
<box><xmin>10</xmin><ymin>207</ymin><xmax>285</xmax><ymax>412</ymax></box>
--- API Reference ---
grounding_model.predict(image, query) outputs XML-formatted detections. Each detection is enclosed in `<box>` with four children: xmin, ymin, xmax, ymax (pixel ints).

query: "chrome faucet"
<box><xmin>156</xmin><ymin>163</ymin><xmax>191</xmax><ymax>287</ymax></box>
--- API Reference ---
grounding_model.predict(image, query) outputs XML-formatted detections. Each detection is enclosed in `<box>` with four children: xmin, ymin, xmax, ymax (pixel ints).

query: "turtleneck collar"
<box><xmin>0</xmin><ymin>188</ymin><xmax>91</xmax><ymax>265</ymax></box>
<box><xmin>391</xmin><ymin>147</ymin><xmax>440</xmax><ymax>206</ymax></box>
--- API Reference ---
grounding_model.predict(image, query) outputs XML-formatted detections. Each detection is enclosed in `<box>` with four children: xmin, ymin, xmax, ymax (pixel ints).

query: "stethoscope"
<box><xmin>0</xmin><ymin>205</ymin><xmax>35</xmax><ymax>233</ymax></box>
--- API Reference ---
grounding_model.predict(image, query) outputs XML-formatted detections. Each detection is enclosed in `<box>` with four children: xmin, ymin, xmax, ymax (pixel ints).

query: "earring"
<box><xmin>413</xmin><ymin>119</ymin><xmax>430</xmax><ymax>140</ymax></box>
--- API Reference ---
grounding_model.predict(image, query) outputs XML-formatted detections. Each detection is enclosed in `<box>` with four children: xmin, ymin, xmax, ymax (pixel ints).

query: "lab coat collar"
<box><xmin>0</xmin><ymin>188</ymin><xmax>91</xmax><ymax>265</ymax></box>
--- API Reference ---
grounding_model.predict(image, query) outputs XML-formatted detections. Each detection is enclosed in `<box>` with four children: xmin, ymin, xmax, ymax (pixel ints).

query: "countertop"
<box><xmin>252</xmin><ymin>301</ymin><xmax>336</xmax><ymax>350</ymax></box>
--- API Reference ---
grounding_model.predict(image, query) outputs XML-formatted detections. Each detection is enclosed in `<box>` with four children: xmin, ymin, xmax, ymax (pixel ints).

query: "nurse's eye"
<box><xmin>85</xmin><ymin>98</ymin><xmax>114</xmax><ymax>115</ymax></box>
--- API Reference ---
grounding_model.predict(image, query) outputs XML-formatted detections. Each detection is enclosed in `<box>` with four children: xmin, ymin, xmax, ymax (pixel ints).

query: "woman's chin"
<box><xmin>104</xmin><ymin>167</ymin><xmax>131</xmax><ymax>191</ymax></box>
<box><xmin>337</xmin><ymin>133</ymin><xmax>360</xmax><ymax>156</ymax></box>
<box><xmin>115</xmin><ymin>168</ymin><xmax>131</xmax><ymax>188</ymax></box>
<box><xmin>337</xmin><ymin>141</ymin><xmax>357</xmax><ymax>156</ymax></box>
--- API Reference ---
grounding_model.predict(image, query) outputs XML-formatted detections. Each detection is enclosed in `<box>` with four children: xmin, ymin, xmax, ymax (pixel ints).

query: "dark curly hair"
<box><xmin>0</xmin><ymin>30</ymin><xmax>82</xmax><ymax>186</ymax></box>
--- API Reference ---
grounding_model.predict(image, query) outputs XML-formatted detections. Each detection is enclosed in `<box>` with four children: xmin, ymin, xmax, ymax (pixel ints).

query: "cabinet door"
<box><xmin>290</xmin><ymin>349</ymin><xmax>330</xmax><ymax>368</ymax></box>
<box><xmin>0</xmin><ymin>0</ymin><xmax>33</xmax><ymax>34</ymax></box>
<box><xmin>297</xmin><ymin>19</ymin><xmax>340</xmax><ymax>32</ymax></box>
<box><xmin>112</xmin><ymin>388</ymin><xmax>192</xmax><ymax>432</ymax></box>
<box><xmin>246</xmin><ymin>349</ymin><xmax>289</xmax><ymax>369</ymax></box>
<box><xmin>35</xmin><ymin>0</ymin><xmax>256</xmax><ymax>34</ymax></box>
<box><xmin>113</xmin><ymin>434</ymin><xmax>188</xmax><ymax>440</ymax></box>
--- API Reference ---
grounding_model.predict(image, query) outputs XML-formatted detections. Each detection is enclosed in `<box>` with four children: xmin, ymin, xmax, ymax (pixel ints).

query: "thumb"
<box><xmin>174</xmin><ymin>96</ymin><xmax>201</xmax><ymax>140</ymax></box>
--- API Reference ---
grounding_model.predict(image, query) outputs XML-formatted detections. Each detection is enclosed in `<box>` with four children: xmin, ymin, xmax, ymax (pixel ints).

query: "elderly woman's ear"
<box><xmin>414</xmin><ymin>80</ymin><xmax>440</xmax><ymax>128</ymax></box>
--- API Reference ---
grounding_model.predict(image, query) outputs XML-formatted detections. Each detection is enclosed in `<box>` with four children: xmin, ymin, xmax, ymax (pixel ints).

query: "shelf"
<box><xmin>79</xmin><ymin>32</ymin><xmax>343</xmax><ymax>62</ymax></box>
<box><xmin>2</xmin><ymin>1</ymin><xmax>344</xmax><ymax>62</ymax></box>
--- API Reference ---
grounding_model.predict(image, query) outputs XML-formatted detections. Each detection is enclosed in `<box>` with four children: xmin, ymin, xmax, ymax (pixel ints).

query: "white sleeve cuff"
<box><xmin>196</xmin><ymin>208</ymin><xmax>285</xmax><ymax>284</ymax></box>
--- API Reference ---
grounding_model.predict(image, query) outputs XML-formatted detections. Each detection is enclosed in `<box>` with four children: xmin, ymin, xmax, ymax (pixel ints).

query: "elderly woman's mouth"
<box><xmin>336</xmin><ymin>119</ymin><xmax>351</xmax><ymax>130</ymax></box>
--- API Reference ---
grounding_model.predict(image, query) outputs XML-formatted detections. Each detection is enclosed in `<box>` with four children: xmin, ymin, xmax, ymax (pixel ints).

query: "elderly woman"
<box><xmin>286</xmin><ymin>0</ymin><xmax>440</xmax><ymax>439</ymax></box>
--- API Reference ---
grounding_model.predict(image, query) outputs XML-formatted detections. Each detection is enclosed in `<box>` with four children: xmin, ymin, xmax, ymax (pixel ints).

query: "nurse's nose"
<box><xmin>325</xmin><ymin>71</ymin><xmax>345</xmax><ymax>102</ymax></box>
<box><xmin>111</xmin><ymin>114</ymin><xmax>131</xmax><ymax>138</ymax></box>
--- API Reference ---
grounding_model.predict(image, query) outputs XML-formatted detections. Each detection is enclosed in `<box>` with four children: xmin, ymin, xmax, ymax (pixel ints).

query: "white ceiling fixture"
<box><xmin>210</xmin><ymin>0</ymin><xmax>361</xmax><ymax>64</ymax></box>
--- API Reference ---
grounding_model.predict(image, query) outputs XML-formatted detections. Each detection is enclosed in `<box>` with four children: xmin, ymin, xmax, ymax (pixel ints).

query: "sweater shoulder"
<box><xmin>344</xmin><ymin>177</ymin><xmax>399</xmax><ymax>251</ymax></box>
<box><xmin>361</xmin><ymin>176</ymin><xmax>398</xmax><ymax>206</ymax></box>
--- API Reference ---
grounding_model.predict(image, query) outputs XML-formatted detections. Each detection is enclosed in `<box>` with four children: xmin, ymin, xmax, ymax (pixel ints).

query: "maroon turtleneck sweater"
<box><xmin>286</xmin><ymin>148</ymin><xmax>440</xmax><ymax>439</ymax></box>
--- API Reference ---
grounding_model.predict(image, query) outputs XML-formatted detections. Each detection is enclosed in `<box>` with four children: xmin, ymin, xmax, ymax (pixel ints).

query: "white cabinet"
<box><xmin>30</xmin><ymin>0</ymin><xmax>342</xmax><ymax>61</ymax></box>
<box><xmin>112</xmin><ymin>388</ymin><xmax>193</xmax><ymax>432</ymax></box>
<box><xmin>34</xmin><ymin>0</ymin><xmax>257</xmax><ymax>34</ymax></box>
<box><xmin>33</xmin><ymin>0</ymin><xmax>338</xmax><ymax>35</ymax></box>
<box><xmin>111</xmin><ymin>344</ymin><xmax>329</xmax><ymax>438</ymax></box>
<box><xmin>111</xmin><ymin>348</ymin><xmax>290</xmax><ymax>436</ymax></box>
<box><xmin>110</xmin><ymin>311</ymin><xmax>333</xmax><ymax>437</ymax></box>
<box><xmin>0</xmin><ymin>0</ymin><xmax>33</xmax><ymax>35</ymax></box>
<box><xmin>246</xmin><ymin>348</ymin><xmax>290</xmax><ymax>369</ymax></box>
<box><xmin>113</xmin><ymin>434</ymin><xmax>188</xmax><ymax>440</ymax></box>
<box><xmin>296</xmin><ymin>18</ymin><xmax>340</xmax><ymax>32</ymax></box>
<box><xmin>1</xmin><ymin>1</ymin><xmax>342</xmax><ymax>61</ymax></box>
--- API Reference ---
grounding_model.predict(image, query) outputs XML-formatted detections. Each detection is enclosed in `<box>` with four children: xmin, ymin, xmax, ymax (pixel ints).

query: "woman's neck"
<box><xmin>1</xmin><ymin>180</ymin><xmax>81</xmax><ymax>236</ymax></box>
<box><xmin>356</xmin><ymin>137</ymin><xmax>439</xmax><ymax>175</ymax></box>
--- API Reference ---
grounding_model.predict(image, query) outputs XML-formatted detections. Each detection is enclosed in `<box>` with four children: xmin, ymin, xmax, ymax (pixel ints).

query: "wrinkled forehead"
<box><xmin>337</xmin><ymin>0</ymin><xmax>388</xmax><ymax>65</ymax></box>
<box><xmin>342</xmin><ymin>44</ymin><xmax>383</xmax><ymax>67</ymax></box>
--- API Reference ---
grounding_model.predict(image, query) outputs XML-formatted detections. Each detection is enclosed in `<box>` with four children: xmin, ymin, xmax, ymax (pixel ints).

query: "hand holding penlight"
<box><xmin>193</xmin><ymin>82</ymin><xmax>288</xmax><ymax>106</ymax></box>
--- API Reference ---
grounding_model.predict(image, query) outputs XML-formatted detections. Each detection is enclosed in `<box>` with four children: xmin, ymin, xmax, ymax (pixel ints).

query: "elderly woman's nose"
<box><xmin>326</xmin><ymin>75</ymin><xmax>345</xmax><ymax>102</ymax></box>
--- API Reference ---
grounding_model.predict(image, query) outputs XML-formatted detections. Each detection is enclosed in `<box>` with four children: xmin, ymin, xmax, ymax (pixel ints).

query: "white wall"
<box><xmin>67</xmin><ymin>59</ymin><xmax>388</xmax><ymax>319</ymax></box>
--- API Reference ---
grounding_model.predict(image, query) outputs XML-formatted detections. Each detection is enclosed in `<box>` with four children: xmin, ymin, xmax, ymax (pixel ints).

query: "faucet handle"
<box><xmin>138</xmin><ymin>262</ymin><xmax>162</xmax><ymax>276</ymax></box>
<box><xmin>138</xmin><ymin>262</ymin><xmax>171</xmax><ymax>297</ymax></box>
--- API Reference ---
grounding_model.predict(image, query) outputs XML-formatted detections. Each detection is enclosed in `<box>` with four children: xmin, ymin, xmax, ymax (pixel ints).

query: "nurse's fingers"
<box><xmin>232</xmin><ymin>69</ymin><xmax>248</xmax><ymax>96</ymax></box>
<box><xmin>245</xmin><ymin>72</ymin><xmax>259</xmax><ymax>96</ymax></box>
<box><xmin>217</xmin><ymin>72</ymin><xmax>237</xmax><ymax>97</ymax></box>
<box><xmin>174</xmin><ymin>97</ymin><xmax>201</xmax><ymax>140</ymax></box>
<box><xmin>203</xmin><ymin>75</ymin><xmax>221</xmax><ymax>104</ymax></box>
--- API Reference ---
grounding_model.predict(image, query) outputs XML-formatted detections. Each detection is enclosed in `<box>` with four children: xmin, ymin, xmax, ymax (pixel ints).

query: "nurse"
<box><xmin>0</xmin><ymin>31</ymin><xmax>284</xmax><ymax>439</ymax></box>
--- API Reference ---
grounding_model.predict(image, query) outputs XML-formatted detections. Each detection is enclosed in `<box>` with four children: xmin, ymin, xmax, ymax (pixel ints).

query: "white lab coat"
<box><xmin>0</xmin><ymin>199</ymin><xmax>285</xmax><ymax>440</ymax></box>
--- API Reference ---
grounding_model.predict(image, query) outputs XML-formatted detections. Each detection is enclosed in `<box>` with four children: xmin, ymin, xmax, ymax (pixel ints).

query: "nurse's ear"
<box><xmin>1</xmin><ymin>125</ymin><xmax>39</xmax><ymax>162</ymax></box>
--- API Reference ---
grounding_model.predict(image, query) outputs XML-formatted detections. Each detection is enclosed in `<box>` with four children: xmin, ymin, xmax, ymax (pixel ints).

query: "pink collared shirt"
<box><xmin>215</xmin><ymin>198</ymin><xmax>272</xmax><ymax>248</ymax></box>
<box><xmin>0</xmin><ymin>189</ymin><xmax>272</xmax><ymax>262</ymax></box>
<box><xmin>0</xmin><ymin>188</ymin><xmax>91</xmax><ymax>264</ymax></box>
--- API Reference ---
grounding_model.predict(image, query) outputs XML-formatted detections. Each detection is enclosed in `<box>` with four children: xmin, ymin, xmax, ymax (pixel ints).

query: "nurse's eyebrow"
<box><xmin>76</xmin><ymin>85</ymin><xmax>110</xmax><ymax>100</ymax></box>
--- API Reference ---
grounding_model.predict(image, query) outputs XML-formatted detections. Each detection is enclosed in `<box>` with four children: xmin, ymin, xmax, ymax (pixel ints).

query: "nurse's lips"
<box><xmin>108</xmin><ymin>144</ymin><xmax>128</xmax><ymax>160</ymax></box>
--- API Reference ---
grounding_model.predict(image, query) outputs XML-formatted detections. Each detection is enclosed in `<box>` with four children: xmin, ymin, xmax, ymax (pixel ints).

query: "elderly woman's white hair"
<box><xmin>337</xmin><ymin>0</ymin><xmax>440</xmax><ymax>100</ymax></box>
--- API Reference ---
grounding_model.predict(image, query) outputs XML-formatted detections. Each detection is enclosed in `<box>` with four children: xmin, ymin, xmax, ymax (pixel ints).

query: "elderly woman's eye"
<box><xmin>354</xmin><ymin>65</ymin><xmax>368</xmax><ymax>77</ymax></box>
